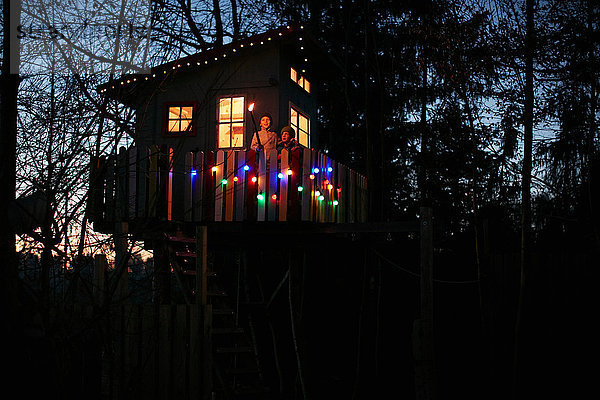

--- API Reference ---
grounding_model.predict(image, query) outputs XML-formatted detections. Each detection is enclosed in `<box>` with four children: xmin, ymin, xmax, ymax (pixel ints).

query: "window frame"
<box><xmin>216</xmin><ymin>95</ymin><xmax>246</xmax><ymax>149</ymax></box>
<box><xmin>163</xmin><ymin>101</ymin><xmax>198</xmax><ymax>137</ymax></box>
<box><xmin>289</xmin><ymin>103</ymin><xmax>310</xmax><ymax>148</ymax></box>
<box><xmin>290</xmin><ymin>67</ymin><xmax>311</xmax><ymax>94</ymax></box>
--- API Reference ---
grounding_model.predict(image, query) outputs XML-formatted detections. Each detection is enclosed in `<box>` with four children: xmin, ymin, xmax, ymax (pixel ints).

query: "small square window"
<box><xmin>165</xmin><ymin>103</ymin><xmax>196</xmax><ymax>136</ymax></box>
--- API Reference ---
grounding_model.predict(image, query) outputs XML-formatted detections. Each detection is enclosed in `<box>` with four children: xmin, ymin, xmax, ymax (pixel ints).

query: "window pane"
<box><xmin>180</xmin><ymin>106</ymin><xmax>193</xmax><ymax>119</ymax></box>
<box><xmin>168</xmin><ymin>120</ymin><xmax>179</xmax><ymax>132</ymax></box>
<box><xmin>290</xmin><ymin>67</ymin><xmax>297</xmax><ymax>82</ymax></box>
<box><xmin>219</xmin><ymin>98</ymin><xmax>231</xmax><ymax>122</ymax></box>
<box><xmin>298</xmin><ymin>76</ymin><xmax>304</xmax><ymax>87</ymax></box>
<box><xmin>299</xmin><ymin>132</ymin><xmax>308</xmax><ymax>148</ymax></box>
<box><xmin>232</xmin><ymin>123</ymin><xmax>244</xmax><ymax>147</ymax></box>
<box><xmin>169</xmin><ymin>107</ymin><xmax>181</xmax><ymax>119</ymax></box>
<box><xmin>290</xmin><ymin>107</ymin><xmax>297</xmax><ymax>121</ymax></box>
<box><xmin>232</xmin><ymin>97</ymin><xmax>244</xmax><ymax>121</ymax></box>
<box><xmin>180</xmin><ymin>119</ymin><xmax>192</xmax><ymax>132</ymax></box>
<box><xmin>218</xmin><ymin>124</ymin><xmax>231</xmax><ymax>148</ymax></box>
<box><xmin>304</xmin><ymin>79</ymin><xmax>310</xmax><ymax>93</ymax></box>
<box><xmin>299</xmin><ymin>114</ymin><xmax>308</xmax><ymax>132</ymax></box>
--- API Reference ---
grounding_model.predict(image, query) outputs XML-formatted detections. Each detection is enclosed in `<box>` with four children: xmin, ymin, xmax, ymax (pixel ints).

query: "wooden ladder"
<box><xmin>166</xmin><ymin>231</ymin><xmax>270</xmax><ymax>400</ymax></box>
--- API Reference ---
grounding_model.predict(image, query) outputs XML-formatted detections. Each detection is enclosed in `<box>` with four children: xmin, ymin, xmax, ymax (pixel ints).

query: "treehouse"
<box><xmin>86</xmin><ymin>26</ymin><xmax>397</xmax><ymax>400</ymax></box>
<box><xmin>89</xmin><ymin>25</ymin><xmax>367</xmax><ymax>236</ymax></box>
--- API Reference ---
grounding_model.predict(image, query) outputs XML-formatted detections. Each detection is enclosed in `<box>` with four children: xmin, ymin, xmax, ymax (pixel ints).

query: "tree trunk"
<box><xmin>514</xmin><ymin>0</ymin><xmax>534</xmax><ymax>397</ymax></box>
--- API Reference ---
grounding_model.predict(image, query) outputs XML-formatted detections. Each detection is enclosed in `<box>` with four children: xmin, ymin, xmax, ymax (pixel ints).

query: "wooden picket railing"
<box><xmin>89</xmin><ymin>146</ymin><xmax>367</xmax><ymax>230</ymax></box>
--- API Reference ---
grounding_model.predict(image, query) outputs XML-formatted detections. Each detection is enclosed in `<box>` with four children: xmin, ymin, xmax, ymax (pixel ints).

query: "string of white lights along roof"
<box><xmin>100</xmin><ymin>25</ymin><xmax>306</xmax><ymax>93</ymax></box>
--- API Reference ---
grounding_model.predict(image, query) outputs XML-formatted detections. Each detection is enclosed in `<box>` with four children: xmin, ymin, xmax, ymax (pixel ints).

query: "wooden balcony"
<box><xmin>88</xmin><ymin>146</ymin><xmax>367</xmax><ymax>234</ymax></box>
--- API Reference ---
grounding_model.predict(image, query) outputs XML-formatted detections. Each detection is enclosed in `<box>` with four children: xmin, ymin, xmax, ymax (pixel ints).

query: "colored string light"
<box><xmin>278</xmin><ymin>172</ymin><xmax>284</xmax><ymax>179</ymax></box>
<box><xmin>243</xmin><ymin>165</ymin><xmax>250</xmax><ymax>171</ymax></box>
<box><xmin>309</xmin><ymin>174</ymin><xmax>315</xmax><ymax>180</ymax></box>
<box><xmin>233</xmin><ymin>176</ymin><xmax>239</xmax><ymax>182</ymax></box>
<box><xmin>190</xmin><ymin>169</ymin><xmax>197</xmax><ymax>176</ymax></box>
<box><xmin>327</xmin><ymin>167</ymin><xmax>333</xmax><ymax>172</ymax></box>
<box><xmin>328</xmin><ymin>184</ymin><xmax>333</xmax><ymax>190</ymax></box>
<box><xmin>333</xmin><ymin>200</ymin><xmax>339</xmax><ymax>206</ymax></box>
<box><xmin>221</xmin><ymin>179</ymin><xmax>228</xmax><ymax>185</ymax></box>
<box><xmin>257</xmin><ymin>193</ymin><xmax>264</xmax><ymax>201</ymax></box>
<box><xmin>212</xmin><ymin>166</ymin><xmax>217</xmax><ymax>172</ymax></box>
<box><xmin>287</xmin><ymin>169</ymin><xmax>293</xmax><ymax>176</ymax></box>
<box><xmin>251</xmin><ymin>176</ymin><xmax>257</xmax><ymax>183</ymax></box>
<box><xmin>313</xmin><ymin>167</ymin><xmax>320</xmax><ymax>174</ymax></box>
<box><xmin>318</xmin><ymin>195</ymin><xmax>324</xmax><ymax>201</ymax></box>
<box><xmin>271</xmin><ymin>194</ymin><xmax>277</xmax><ymax>200</ymax></box>
<box><xmin>297</xmin><ymin>186</ymin><xmax>304</xmax><ymax>192</ymax></box>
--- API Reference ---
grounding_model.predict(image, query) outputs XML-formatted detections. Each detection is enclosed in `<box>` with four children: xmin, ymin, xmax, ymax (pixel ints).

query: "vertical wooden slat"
<box><xmin>128</xmin><ymin>147</ymin><xmax>137</xmax><ymax>218</ymax></box>
<box><xmin>171</xmin><ymin>148</ymin><xmax>187</xmax><ymax>222</ymax></box>
<box><xmin>140</xmin><ymin>305</ymin><xmax>157</xmax><ymax>399</ymax></box>
<box><xmin>214</xmin><ymin>150</ymin><xmax>224</xmax><ymax>221</ymax></box>
<box><xmin>288</xmin><ymin>149</ymin><xmax>300</xmax><ymax>221</ymax></box>
<box><xmin>148</xmin><ymin>146</ymin><xmax>159</xmax><ymax>218</ymax></box>
<box><xmin>225</xmin><ymin>150</ymin><xmax>235</xmax><ymax>221</ymax></box>
<box><xmin>167</xmin><ymin>147</ymin><xmax>174</xmax><ymax>221</ymax></box>
<box><xmin>117</xmin><ymin>147</ymin><xmax>128</xmax><ymax>221</ymax></box>
<box><xmin>137</xmin><ymin>148</ymin><xmax>148</xmax><ymax>218</ymax></box>
<box><xmin>246</xmin><ymin>150</ymin><xmax>258</xmax><ymax>221</ymax></box>
<box><xmin>349</xmin><ymin>170</ymin><xmax>356</xmax><ymax>223</ymax></box>
<box><xmin>279</xmin><ymin>149</ymin><xmax>289</xmax><ymax>221</ymax></box>
<box><xmin>335</xmin><ymin>162</ymin><xmax>343</xmax><ymax>223</ymax></box>
<box><xmin>184</xmin><ymin>152</ymin><xmax>194</xmax><ymax>222</ymax></box>
<box><xmin>235</xmin><ymin>151</ymin><xmax>247</xmax><ymax>221</ymax></box>
<box><xmin>301</xmin><ymin>149</ymin><xmax>311</xmax><ymax>221</ymax></box>
<box><xmin>158</xmin><ymin>305</ymin><xmax>172</xmax><ymax>400</ymax></box>
<box><xmin>268</xmin><ymin>149</ymin><xmax>278</xmax><ymax>221</ymax></box>
<box><xmin>257</xmin><ymin>150</ymin><xmax>267</xmax><ymax>221</ymax></box>
<box><xmin>203</xmin><ymin>151</ymin><xmax>215</xmax><ymax>221</ymax></box>
<box><xmin>173</xmin><ymin>305</ymin><xmax>187</xmax><ymax>399</ymax></box>
<box><xmin>193</xmin><ymin>152</ymin><xmax>204</xmax><ymax>222</ymax></box>
<box><xmin>189</xmin><ymin>305</ymin><xmax>201</xmax><ymax>399</ymax></box>
<box><xmin>105</xmin><ymin>156</ymin><xmax>115</xmax><ymax>223</ymax></box>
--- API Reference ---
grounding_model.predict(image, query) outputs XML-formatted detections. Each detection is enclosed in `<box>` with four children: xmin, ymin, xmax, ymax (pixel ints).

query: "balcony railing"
<box><xmin>89</xmin><ymin>146</ymin><xmax>367</xmax><ymax>230</ymax></box>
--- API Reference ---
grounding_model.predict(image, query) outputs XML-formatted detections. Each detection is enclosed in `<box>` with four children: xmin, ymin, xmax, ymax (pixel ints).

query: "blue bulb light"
<box><xmin>191</xmin><ymin>169</ymin><xmax>197</xmax><ymax>176</ymax></box>
<box><xmin>313</xmin><ymin>167</ymin><xmax>320</xmax><ymax>174</ymax></box>
<box><xmin>243</xmin><ymin>165</ymin><xmax>250</xmax><ymax>171</ymax></box>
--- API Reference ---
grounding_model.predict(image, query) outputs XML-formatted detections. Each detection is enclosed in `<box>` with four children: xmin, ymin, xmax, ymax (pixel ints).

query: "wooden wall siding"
<box><xmin>90</xmin><ymin>146</ymin><xmax>368</xmax><ymax>228</ymax></box>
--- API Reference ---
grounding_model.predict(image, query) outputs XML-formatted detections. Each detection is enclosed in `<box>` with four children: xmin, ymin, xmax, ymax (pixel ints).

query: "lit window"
<box><xmin>290</xmin><ymin>67</ymin><xmax>310</xmax><ymax>93</ymax></box>
<box><xmin>165</xmin><ymin>103</ymin><xmax>196</xmax><ymax>135</ymax></box>
<box><xmin>290</xmin><ymin>105</ymin><xmax>310</xmax><ymax>148</ymax></box>
<box><xmin>218</xmin><ymin>96</ymin><xmax>245</xmax><ymax>148</ymax></box>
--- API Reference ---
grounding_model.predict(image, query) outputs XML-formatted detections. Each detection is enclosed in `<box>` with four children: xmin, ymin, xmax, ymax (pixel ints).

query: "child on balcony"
<box><xmin>250</xmin><ymin>113</ymin><xmax>278</xmax><ymax>162</ymax></box>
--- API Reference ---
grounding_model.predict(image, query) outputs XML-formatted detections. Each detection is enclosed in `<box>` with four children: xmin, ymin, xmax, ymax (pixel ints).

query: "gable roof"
<box><xmin>97</xmin><ymin>24</ymin><xmax>334</xmax><ymax>105</ymax></box>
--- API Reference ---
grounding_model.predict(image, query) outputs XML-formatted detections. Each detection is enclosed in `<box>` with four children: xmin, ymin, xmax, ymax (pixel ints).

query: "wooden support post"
<box><xmin>202</xmin><ymin>304</ymin><xmax>213</xmax><ymax>400</ymax></box>
<box><xmin>413</xmin><ymin>206</ymin><xmax>436</xmax><ymax>400</ymax></box>
<box><xmin>196</xmin><ymin>225</ymin><xmax>208</xmax><ymax>306</ymax></box>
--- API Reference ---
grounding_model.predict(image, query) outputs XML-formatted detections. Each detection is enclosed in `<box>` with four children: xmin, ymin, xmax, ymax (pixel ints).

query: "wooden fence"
<box><xmin>89</xmin><ymin>146</ymin><xmax>367</xmax><ymax>230</ymax></box>
<box><xmin>51</xmin><ymin>303</ymin><xmax>212</xmax><ymax>400</ymax></box>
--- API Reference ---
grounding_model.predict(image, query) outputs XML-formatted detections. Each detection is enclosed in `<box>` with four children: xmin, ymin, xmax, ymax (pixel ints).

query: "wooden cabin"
<box><xmin>87</xmin><ymin>25</ymin><xmax>382</xmax><ymax>400</ymax></box>
<box><xmin>89</xmin><ymin>25</ymin><xmax>367</xmax><ymax>234</ymax></box>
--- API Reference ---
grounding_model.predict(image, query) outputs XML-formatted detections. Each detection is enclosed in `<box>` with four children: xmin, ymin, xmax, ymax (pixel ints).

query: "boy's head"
<box><xmin>280</xmin><ymin>126</ymin><xmax>295</xmax><ymax>143</ymax></box>
<box><xmin>259</xmin><ymin>113</ymin><xmax>272</xmax><ymax>130</ymax></box>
